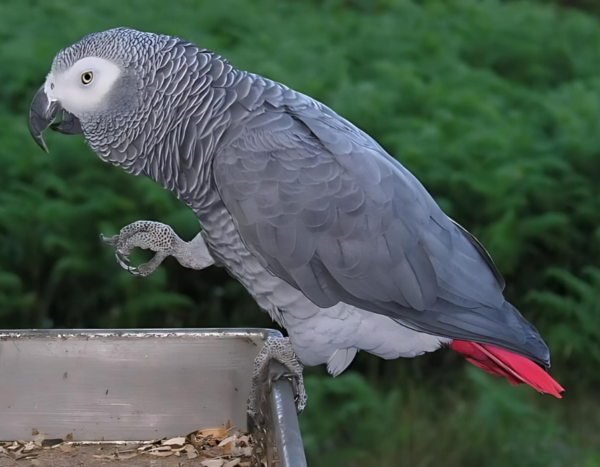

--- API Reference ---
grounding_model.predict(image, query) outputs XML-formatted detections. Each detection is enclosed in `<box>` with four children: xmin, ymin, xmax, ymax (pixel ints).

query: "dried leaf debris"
<box><xmin>0</xmin><ymin>441</ymin><xmax>40</xmax><ymax>461</ymax></box>
<box><xmin>0</xmin><ymin>422</ymin><xmax>256</xmax><ymax>465</ymax></box>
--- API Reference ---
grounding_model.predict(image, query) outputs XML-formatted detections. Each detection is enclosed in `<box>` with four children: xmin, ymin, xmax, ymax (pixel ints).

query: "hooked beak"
<box><xmin>28</xmin><ymin>86</ymin><xmax>82</xmax><ymax>153</ymax></box>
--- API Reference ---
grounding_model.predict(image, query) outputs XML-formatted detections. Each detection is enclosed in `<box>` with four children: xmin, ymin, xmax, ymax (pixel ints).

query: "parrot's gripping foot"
<box><xmin>248</xmin><ymin>337</ymin><xmax>307</xmax><ymax>422</ymax></box>
<box><xmin>100</xmin><ymin>221</ymin><xmax>176</xmax><ymax>276</ymax></box>
<box><xmin>100</xmin><ymin>220</ymin><xmax>215</xmax><ymax>276</ymax></box>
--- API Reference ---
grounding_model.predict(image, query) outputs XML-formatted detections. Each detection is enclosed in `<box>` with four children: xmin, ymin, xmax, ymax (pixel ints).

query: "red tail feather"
<box><xmin>451</xmin><ymin>340</ymin><xmax>564</xmax><ymax>398</ymax></box>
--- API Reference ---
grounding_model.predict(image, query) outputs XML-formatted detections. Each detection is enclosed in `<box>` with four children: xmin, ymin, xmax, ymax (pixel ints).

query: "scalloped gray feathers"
<box><xmin>54</xmin><ymin>29</ymin><xmax>550</xmax><ymax>368</ymax></box>
<box><xmin>213</xmin><ymin>85</ymin><xmax>550</xmax><ymax>367</ymax></box>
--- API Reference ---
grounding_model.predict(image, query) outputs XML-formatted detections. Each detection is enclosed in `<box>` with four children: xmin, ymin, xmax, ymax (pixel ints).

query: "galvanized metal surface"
<box><xmin>269</xmin><ymin>362</ymin><xmax>308</xmax><ymax>467</ymax></box>
<box><xmin>0</xmin><ymin>328</ymin><xmax>280</xmax><ymax>442</ymax></box>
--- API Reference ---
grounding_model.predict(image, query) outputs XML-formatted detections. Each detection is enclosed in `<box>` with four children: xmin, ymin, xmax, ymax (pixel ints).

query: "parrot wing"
<box><xmin>213</xmin><ymin>91</ymin><xmax>550</xmax><ymax>367</ymax></box>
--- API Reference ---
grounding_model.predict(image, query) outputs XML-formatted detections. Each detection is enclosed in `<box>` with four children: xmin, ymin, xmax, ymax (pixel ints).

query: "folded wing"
<box><xmin>214</xmin><ymin>92</ymin><xmax>550</xmax><ymax>367</ymax></box>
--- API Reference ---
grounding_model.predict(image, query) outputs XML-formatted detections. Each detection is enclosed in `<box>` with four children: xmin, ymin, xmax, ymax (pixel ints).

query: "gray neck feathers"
<box><xmin>65</xmin><ymin>29</ymin><xmax>281</xmax><ymax>216</ymax></box>
<box><xmin>139</xmin><ymin>59</ymin><xmax>291</xmax><ymax>217</ymax></box>
<box><xmin>134</xmin><ymin>46</ymin><xmax>241</xmax><ymax>210</ymax></box>
<box><xmin>88</xmin><ymin>37</ymin><xmax>259</xmax><ymax>215</ymax></box>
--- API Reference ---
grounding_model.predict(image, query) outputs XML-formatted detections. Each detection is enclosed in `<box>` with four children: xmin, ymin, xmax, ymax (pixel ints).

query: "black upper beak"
<box><xmin>29</xmin><ymin>86</ymin><xmax>58</xmax><ymax>153</ymax></box>
<box><xmin>28</xmin><ymin>86</ymin><xmax>83</xmax><ymax>153</ymax></box>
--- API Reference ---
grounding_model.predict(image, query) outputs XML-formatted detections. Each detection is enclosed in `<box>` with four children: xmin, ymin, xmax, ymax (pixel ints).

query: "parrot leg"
<box><xmin>100</xmin><ymin>221</ymin><xmax>215</xmax><ymax>276</ymax></box>
<box><xmin>248</xmin><ymin>337</ymin><xmax>307</xmax><ymax>421</ymax></box>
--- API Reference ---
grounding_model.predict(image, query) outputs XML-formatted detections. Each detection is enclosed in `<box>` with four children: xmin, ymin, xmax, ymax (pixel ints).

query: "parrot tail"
<box><xmin>451</xmin><ymin>340</ymin><xmax>564</xmax><ymax>398</ymax></box>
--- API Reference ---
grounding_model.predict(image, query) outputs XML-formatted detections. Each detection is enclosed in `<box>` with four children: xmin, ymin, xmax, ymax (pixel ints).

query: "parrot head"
<box><xmin>29</xmin><ymin>55</ymin><xmax>121</xmax><ymax>152</ymax></box>
<box><xmin>28</xmin><ymin>27</ymin><xmax>195</xmax><ymax>174</ymax></box>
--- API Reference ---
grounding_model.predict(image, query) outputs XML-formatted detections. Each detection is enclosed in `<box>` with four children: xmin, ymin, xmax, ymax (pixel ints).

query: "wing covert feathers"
<box><xmin>214</xmin><ymin>78</ymin><xmax>552</xmax><ymax>369</ymax></box>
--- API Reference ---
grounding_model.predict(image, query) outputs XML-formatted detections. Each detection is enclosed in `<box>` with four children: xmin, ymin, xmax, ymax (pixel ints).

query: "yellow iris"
<box><xmin>81</xmin><ymin>71</ymin><xmax>93</xmax><ymax>85</ymax></box>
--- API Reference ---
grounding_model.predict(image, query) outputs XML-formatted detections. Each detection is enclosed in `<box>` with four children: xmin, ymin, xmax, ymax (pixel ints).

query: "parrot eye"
<box><xmin>81</xmin><ymin>71</ymin><xmax>93</xmax><ymax>85</ymax></box>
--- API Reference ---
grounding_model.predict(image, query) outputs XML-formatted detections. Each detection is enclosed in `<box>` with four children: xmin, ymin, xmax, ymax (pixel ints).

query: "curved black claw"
<box><xmin>126</xmin><ymin>264</ymin><xmax>143</xmax><ymax>277</ymax></box>
<box><xmin>115</xmin><ymin>250</ymin><xmax>157</xmax><ymax>277</ymax></box>
<box><xmin>100</xmin><ymin>233</ymin><xmax>139</xmax><ymax>274</ymax></box>
<box><xmin>99</xmin><ymin>233</ymin><xmax>118</xmax><ymax>246</ymax></box>
<box><xmin>99</xmin><ymin>222</ymin><xmax>173</xmax><ymax>278</ymax></box>
<box><xmin>115</xmin><ymin>250</ymin><xmax>133</xmax><ymax>271</ymax></box>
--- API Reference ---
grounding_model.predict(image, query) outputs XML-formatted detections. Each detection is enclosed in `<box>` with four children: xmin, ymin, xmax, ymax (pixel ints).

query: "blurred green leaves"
<box><xmin>301</xmin><ymin>368</ymin><xmax>581</xmax><ymax>467</ymax></box>
<box><xmin>529</xmin><ymin>267</ymin><xmax>600</xmax><ymax>366</ymax></box>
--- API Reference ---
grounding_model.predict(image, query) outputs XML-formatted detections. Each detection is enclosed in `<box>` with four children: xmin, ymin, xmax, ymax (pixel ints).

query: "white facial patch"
<box><xmin>45</xmin><ymin>57</ymin><xmax>121</xmax><ymax>117</ymax></box>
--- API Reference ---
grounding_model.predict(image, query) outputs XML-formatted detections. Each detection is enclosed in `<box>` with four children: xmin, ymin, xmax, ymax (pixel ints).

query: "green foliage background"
<box><xmin>1</xmin><ymin>0</ymin><xmax>600</xmax><ymax>464</ymax></box>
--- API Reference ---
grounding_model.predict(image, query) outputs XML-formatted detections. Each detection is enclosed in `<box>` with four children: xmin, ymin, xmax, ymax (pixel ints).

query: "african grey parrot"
<box><xmin>28</xmin><ymin>28</ymin><xmax>563</xmax><ymax>416</ymax></box>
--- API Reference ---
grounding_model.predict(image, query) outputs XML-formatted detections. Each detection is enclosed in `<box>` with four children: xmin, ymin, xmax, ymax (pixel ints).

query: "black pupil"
<box><xmin>84</xmin><ymin>73</ymin><xmax>91</xmax><ymax>82</ymax></box>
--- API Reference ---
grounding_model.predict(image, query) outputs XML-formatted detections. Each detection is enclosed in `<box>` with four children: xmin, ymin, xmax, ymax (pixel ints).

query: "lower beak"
<box><xmin>28</xmin><ymin>86</ymin><xmax>83</xmax><ymax>153</ymax></box>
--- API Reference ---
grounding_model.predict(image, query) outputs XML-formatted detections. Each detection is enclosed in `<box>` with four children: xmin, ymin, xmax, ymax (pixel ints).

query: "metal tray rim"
<box><xmin>0</xmin><ymin>328</ymin><xmax>305</xmax><ymax>466</ymax></box>
<box><xmin>0</xmin><ymin>327</ymin><xmax>283</xmax><ymax>340</ymax></box>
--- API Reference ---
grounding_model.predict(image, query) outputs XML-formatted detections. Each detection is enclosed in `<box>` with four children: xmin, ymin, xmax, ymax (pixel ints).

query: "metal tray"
<box><xmin>0</xmin><ymin>328</ymin><xmax>306</xmax><ymax>466</ymax></box>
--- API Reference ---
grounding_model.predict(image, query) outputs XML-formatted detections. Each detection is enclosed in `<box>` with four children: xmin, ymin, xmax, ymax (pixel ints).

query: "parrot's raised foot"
<box><xmin>101</xmin><ymin>220</ymin><xmax>215</xmax><ymax>276</ymax></box>
<box><xmin>100</xmin><ymin>220</ymin><xmax>176</xmax><ymax>276</ymax></box>
<box><xmin>248</xmin><ymin>337</ymin><xmax>307</xmax><ymax>422</ymax></box>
